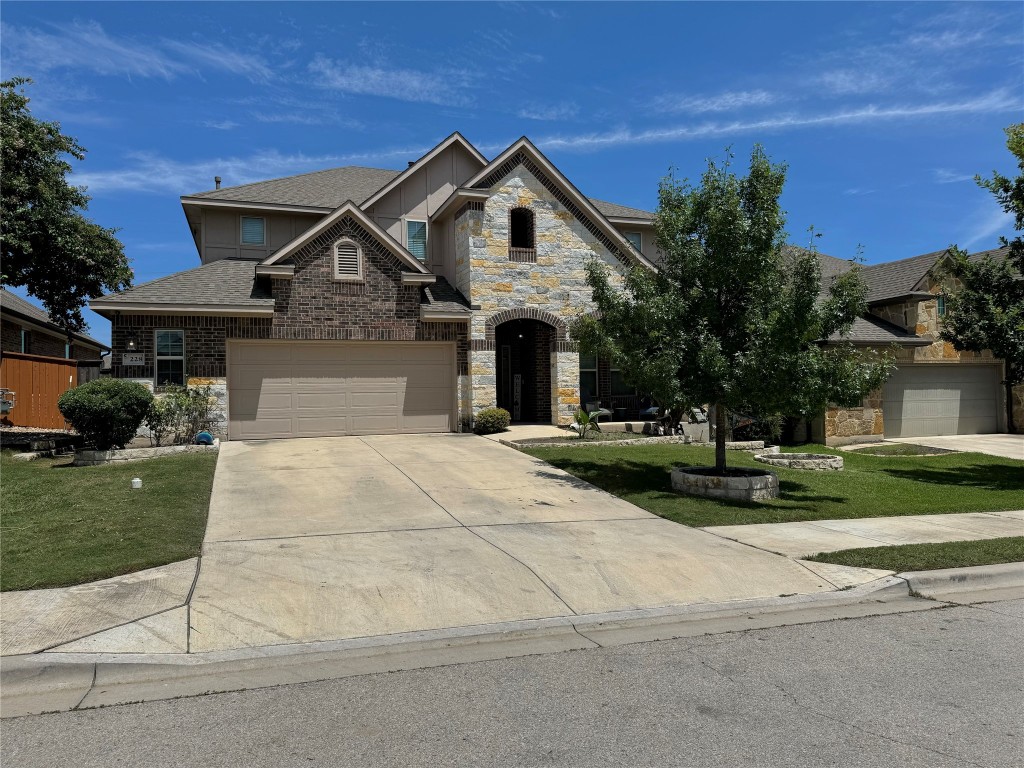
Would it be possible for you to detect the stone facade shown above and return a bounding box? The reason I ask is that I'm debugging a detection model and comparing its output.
[823,269,1021,441]
[456,163,631,425]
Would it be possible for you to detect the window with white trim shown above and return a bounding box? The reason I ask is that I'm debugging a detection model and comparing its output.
[937,294,946,317]
[240,216,266,246]
[407,220,427,261]
[155,329,185,387]
[624,231,642,251]
[333,238,363,281]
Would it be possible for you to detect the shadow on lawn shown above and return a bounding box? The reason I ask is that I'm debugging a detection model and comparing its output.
[880,462,1024,491]
[533,456,848,507]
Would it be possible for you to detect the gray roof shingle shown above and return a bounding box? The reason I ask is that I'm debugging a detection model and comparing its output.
[0,288,107,348]
[589,198,655,220]
[830,314,930,345]
[858,246,1010,304]
[422,277,471,313]
[187,166,402,209]
[95,259,274,307]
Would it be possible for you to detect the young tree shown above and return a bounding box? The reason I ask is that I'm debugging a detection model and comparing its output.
[576,146,892,472]
[1,77,132,336]
[940,123,1024,431]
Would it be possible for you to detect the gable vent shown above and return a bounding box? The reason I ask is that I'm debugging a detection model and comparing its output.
[334,240,362,280]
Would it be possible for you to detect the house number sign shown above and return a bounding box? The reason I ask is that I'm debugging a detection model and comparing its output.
[122,353,145,366]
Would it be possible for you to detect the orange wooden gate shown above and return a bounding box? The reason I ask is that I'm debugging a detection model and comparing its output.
[0,352,78,430]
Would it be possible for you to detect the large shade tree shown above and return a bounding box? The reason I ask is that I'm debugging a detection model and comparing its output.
[1,77,131,336]
[940,123,1024,432]
[576,146,892,472]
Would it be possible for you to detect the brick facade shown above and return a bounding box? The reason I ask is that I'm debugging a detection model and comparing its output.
[1,318,103,361]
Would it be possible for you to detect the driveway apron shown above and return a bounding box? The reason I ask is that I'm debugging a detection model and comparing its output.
[189,435,836,653]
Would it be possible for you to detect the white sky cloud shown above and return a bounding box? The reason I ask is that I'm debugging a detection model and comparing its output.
[517,101,579,121]
[308,55,474,106]
[653,90,778,114]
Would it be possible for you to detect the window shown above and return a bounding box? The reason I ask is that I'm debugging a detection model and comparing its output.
[240,216,266,246]
[937,294,946,317]
[333,238,363,281]
[155,329,185,387]
[407,220,427,261]
[610,367,634,396]
[510,208,535,249]
[624,231,642,252]
[20,329,29,354]
[579,354,598,404]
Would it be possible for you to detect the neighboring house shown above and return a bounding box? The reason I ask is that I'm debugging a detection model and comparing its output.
[91,133,658,439]
[89,131,1019,442]
[816,246,1022,444]
[1,289,108,361]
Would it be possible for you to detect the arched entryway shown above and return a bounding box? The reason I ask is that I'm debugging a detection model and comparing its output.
[495,318,556,422]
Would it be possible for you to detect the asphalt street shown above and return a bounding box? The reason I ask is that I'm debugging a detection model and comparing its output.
[3,599,1022,768]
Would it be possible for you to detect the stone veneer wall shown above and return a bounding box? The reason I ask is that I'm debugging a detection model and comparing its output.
[456,164,630,425]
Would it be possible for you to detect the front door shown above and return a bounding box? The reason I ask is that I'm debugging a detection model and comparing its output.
[494,319,553,423]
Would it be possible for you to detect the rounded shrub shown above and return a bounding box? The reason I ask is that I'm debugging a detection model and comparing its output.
[57,378,154,450]
[473,407,511,435]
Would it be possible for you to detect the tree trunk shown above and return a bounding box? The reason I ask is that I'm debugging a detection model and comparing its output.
[715,403,727,473]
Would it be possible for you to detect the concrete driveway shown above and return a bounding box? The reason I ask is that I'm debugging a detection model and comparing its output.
[888,434,1024,460]
[189,435,841,653]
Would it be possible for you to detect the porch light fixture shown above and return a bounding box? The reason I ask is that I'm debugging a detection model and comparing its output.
[126,336,137,351]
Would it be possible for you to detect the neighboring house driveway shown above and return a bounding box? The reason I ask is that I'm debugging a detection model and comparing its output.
[191,435,838,653]
[888,434,1024,460]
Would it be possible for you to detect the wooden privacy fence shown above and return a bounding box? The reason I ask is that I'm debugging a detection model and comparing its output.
[0,352,77,430]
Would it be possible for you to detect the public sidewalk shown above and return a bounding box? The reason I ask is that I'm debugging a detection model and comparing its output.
[702,510,1024,558]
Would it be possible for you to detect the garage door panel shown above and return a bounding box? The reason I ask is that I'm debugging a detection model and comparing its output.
[228,342,454,440]
[883,365,999,438]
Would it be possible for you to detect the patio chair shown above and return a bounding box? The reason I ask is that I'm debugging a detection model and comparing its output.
[585,400,613,423]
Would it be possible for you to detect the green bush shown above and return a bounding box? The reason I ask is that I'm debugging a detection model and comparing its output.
[473,407,511,435]
[145,385,217,446]
[58,378,154,450]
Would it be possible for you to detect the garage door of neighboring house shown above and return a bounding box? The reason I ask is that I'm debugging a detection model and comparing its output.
[227,341,455,440]
[882,364,1001,438]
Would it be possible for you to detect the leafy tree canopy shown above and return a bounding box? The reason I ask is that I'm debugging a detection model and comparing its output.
[575,146,892,471]
[940,123,1024,429]
[1,77,131,335]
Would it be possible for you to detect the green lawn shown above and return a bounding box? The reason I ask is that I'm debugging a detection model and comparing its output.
[850,443,956,456]
[522,443,1024,528]
[808,537,1024,573]
[1,450,217,591]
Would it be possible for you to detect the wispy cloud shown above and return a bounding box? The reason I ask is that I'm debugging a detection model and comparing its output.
[201,119,239,131]
[308,54,474,106]
[1,20,272,82]
[933,169,976,185]
[517,101,578,121]
[843,188,876,197]
[71,145,433,195]
[653,89,778,114]
[961,205,1013,249]
[534,89,1022,152]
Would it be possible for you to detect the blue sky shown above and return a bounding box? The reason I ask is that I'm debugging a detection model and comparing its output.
[2,1,1022,344]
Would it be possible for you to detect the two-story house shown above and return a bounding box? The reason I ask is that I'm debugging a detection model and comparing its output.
[91,133,661,439]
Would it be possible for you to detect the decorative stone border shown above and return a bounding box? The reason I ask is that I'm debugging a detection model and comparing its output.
[671,466,779,501]
[754,452,844,471]
[73,442,219,467]
[502,435,708,450]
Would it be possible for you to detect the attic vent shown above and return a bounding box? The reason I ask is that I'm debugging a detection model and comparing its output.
[333,239,363,281]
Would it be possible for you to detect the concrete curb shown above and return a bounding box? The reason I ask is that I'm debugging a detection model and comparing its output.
[901,562,1024,603]
[1,574,943,719]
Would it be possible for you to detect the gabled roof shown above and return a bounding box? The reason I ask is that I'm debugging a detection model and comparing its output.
[1,288,108,349]
[859,245,1011,304]
[90,259,274,316]
[184,166,400,210]
[463,136,658,271]
[589,198,655,221]
[260,200,431,273]
[361,132,487,210]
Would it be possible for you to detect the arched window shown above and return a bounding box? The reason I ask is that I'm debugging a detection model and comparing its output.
[333,238,363,281]
[509,207,536,262]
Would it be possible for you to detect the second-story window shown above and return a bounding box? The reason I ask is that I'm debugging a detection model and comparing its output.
[240,216,266,246]
[625,231,642,251]
[509,207,536,262]
[407,220,427,261]
[937,294,946,317]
